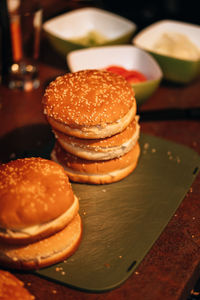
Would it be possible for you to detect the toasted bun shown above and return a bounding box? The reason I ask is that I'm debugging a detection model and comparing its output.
[43,69,136,139]
[0,157,78,244]
[0,270,34,299]
[51,142,140,184]
[0,214,82,270]
[54,117,140,161]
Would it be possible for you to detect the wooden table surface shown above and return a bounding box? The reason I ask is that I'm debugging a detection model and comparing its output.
[1,3,200,300]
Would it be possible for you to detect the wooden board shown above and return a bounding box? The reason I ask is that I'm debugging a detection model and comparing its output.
[34,133,200,292]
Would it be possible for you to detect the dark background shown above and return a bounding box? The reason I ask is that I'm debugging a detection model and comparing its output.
[103,0,200,30]
[39,0,200,31]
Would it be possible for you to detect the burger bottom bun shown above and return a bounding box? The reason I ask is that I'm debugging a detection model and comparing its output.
[0,270,34,299]
[52,143,140,184]
[0,214,82,270]
[46,102,136,139]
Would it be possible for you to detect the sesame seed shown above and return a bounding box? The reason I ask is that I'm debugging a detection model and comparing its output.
[42,70,135,126]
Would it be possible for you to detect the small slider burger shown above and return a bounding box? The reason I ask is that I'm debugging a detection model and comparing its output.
[52,141,140,185]
[0,270,35,300]
[0,157,82,270]
[43,69,140,184]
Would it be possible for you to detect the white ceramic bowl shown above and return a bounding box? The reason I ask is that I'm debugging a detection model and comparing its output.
[133,20,200,84]
[43,7,137,56]
[67,45,163,104]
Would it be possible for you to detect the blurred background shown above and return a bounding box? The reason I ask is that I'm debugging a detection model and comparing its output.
[103,0,200,29]
[40,0,200,29]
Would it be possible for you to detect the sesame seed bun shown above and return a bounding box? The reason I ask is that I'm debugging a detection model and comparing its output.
[0,270,35,299]
[54,117,140,161]
[51,142,140,184]
[0,157,79,244]
[43,70,136,139]
[0,214,82,270]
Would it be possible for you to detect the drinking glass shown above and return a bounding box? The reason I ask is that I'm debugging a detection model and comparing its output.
[7,0,43,91]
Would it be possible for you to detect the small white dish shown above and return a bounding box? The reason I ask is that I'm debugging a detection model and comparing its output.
[67,45,163,104]
[133,20,200,83]
[43,7,137,56]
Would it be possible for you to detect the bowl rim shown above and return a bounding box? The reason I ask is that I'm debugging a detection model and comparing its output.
[43,7,137,40]
[132,19,200,63]
[67,44,163,81]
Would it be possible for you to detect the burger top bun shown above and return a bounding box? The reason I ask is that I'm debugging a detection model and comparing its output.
[43,69,136,139]
[0,157,74,229]
[0,270,35,299]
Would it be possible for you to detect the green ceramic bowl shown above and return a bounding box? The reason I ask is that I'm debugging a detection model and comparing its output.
[131,79,161,104]
[133,20,200,84]
[67,45,163,105]
[43,7,137,57]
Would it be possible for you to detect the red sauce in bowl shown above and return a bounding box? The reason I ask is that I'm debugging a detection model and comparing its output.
[105,66,147,83]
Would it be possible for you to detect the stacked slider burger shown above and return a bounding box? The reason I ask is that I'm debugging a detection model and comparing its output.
[43,69,140,184]
[0,157,82,270]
